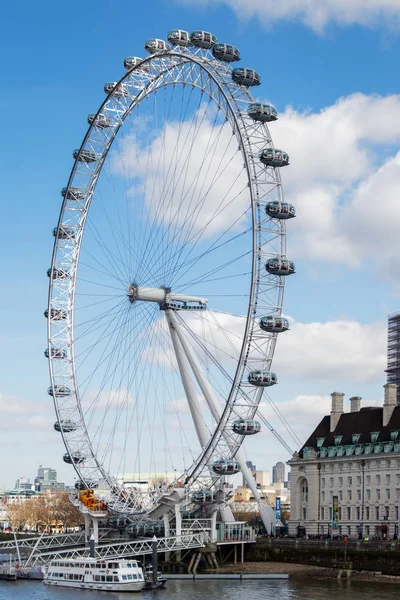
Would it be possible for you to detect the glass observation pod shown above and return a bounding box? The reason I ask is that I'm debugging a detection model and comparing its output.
[259,148,289,168]
[248,371,278,387]
[144,38,170,53]
[232,68,261,87]
[266,201,296,220]
[47,267,70,280]
[212,459,240,475]
[73,149,98,163]
[48,385,72,397]
[108,516,131,528]
[212,43,240,62]
[87,113,113,129]
[123,56,149,71]
[61,187,85,200]
[53,226,76,240]
[265,257,295,276]
[248,103,278,123]
[44,347,67,359]
[259,315,289,333]
[190,30,217,49]
[44,308,67,320]
[191,490,214,503]
[104,82,130,97]
[63,452,85,465]
[54,420,78,433]
[75,479,98,490]
[232,419,261,435]
[167,29,191,46]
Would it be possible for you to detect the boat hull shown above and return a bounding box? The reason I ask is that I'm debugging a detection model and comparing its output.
[44,579,145,592]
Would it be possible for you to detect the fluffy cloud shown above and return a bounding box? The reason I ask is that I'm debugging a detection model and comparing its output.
[111,107,248,240]
[0,393,50,431]
[177,0,400,32]
[274,317,387,383]
[273,94,400,270]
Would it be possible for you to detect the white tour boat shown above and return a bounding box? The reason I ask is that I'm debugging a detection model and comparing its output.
[43,557,145,592]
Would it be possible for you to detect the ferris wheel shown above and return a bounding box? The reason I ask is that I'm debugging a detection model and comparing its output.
[46,29,295,527]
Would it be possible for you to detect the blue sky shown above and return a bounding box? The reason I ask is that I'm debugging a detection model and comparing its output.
[1,0,400,488]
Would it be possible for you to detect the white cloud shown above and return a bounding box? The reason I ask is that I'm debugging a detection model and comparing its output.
[177,0,400,32]
[274,93,400,271]
[274,318,387,383]
[111,107,248,240]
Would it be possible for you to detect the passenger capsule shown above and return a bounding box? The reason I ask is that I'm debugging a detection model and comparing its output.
[212,43,240,62]
[232,68,260,87]
[45,348,67,359]
[265,257,295,276]
[75,479,98,490]
[212,459,240,475]
[191,490,214,503]
[259,148,289,167]
[73,149,98,164]
[232,419,261,435]
[248,371,278,387]
[265,201,296,220]
[87,113,113,129]
[104,82,130,97]
[54,419,77,433]
[61,187,85,201]
[47,267,70,280]
[167,29,191,46]
[248,103,278,123]
[108,515,131,529]
[53,225,76,240]
[44,308,67,320]
[48,385,71,397]
[63,451,85,465]
[124,56,149,71]
[190,30,217,49]
[144,38,170,53]
[259,315,289,333]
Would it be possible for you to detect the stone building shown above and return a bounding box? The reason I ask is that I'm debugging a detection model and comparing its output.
[288,385,400,538]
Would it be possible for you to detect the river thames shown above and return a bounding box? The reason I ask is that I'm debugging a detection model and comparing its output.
[0,578,398,599]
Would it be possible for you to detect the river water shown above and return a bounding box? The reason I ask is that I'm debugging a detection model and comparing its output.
[0,578,397,600]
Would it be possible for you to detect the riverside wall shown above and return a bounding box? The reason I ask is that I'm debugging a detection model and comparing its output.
[245,539,400,576]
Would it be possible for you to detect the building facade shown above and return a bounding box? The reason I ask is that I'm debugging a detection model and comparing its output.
[273,462,285,484]
[289,385,400,538]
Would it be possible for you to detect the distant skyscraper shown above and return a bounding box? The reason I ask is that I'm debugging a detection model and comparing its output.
[15,477,31,490]
[272,461,285,483]
[386,312,400,404]
[35,465,57,491]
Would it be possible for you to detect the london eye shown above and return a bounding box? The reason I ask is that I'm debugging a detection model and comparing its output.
[46,29,295,531]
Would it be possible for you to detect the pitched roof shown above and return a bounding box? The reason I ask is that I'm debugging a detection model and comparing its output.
[300,406,400,457]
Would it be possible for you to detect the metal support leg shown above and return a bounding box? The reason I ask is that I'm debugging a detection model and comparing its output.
[165,310,209,450]
[170,311,275,533]
[164,514,171,562]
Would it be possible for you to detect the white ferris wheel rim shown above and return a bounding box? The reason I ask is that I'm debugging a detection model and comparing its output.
[47,39,288,515]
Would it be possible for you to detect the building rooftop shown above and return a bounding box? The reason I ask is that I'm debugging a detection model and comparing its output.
[299,405,400,458]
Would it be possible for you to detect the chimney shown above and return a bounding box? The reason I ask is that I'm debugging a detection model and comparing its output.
[350,396,361,413]
[330,391,344,432]
[383,384,397,426]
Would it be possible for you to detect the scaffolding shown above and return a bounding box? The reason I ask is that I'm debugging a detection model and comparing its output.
[386,312,400,404]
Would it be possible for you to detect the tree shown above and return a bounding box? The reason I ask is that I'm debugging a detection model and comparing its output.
[6,493,83,531]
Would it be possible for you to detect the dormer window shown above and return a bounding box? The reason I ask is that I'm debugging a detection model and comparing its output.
[352,434,360,444]
[371,431,380,443]
[390,430,399,441]
[303,447,312,458]
[316,437,325,448]
[334,435,343,446]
